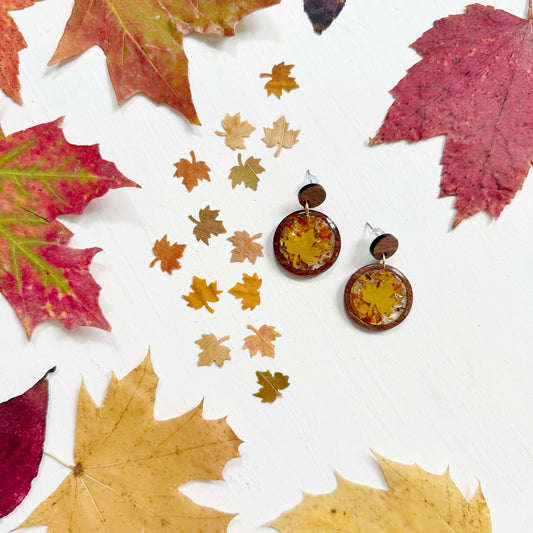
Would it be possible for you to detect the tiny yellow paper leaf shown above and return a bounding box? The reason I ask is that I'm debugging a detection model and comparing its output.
[253,370,290,403]
[260,62,299,98]
[270,452,492,533]
[195,334,231,367]
[229,273,262,310]
[183,276,222,313]
[215,112,255,150]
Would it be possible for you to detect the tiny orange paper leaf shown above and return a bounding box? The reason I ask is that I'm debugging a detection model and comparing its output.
[183,276,222,313]
[228,231,263,264]
[195,334,231,367]
[173,150,211,192]
[229,273,262,310]
[253,370,290,403]
[262,115,300,156]
[260,62,299,98]
[243,324,281,358]
[149,235,186,274]
[188,205,226,245]
[215,113,256,150]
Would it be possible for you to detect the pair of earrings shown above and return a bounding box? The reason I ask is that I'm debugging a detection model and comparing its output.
[273,172,413,331]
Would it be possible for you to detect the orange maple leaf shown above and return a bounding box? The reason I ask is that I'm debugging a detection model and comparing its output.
[260,62,299,98]
[149,235,186,274]
[243,324,281,358]
[173,150,210,192]
[229,273,262,310]
[183,276,222,313]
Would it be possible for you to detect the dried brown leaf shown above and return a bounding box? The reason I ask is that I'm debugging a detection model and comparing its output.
[188,205,226,245]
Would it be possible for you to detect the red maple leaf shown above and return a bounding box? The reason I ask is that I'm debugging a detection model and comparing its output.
[0,0,40,103]
[50,0,280,124]
[371,4,533,227]
[0,119,137,339]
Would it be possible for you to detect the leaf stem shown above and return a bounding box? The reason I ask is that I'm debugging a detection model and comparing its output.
[44,451,73,470]
[530,0,533,20]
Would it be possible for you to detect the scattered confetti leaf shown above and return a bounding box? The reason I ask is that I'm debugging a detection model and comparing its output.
[371,4,533,227]
[183,276,222,313]
[0,368,53,518]
[270,451,492,532]
[188,205,226,245]
[228,231,264,264]
[173,150,211,192]
[0,119,137,339]
[49,0,280,124]
[228,153,265,190]
[149,235,186,274]
[196,334,231,367]
[260,62,299,98]
[229,273,262,310]
[215,113,256,149]
[243,324,281,358]
[262,116,300,156]
[253,370,290,403]
[19,354,242,532]
[304,0,347,34]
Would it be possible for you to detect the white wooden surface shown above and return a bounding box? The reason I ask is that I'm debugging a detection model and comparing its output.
[1,1,532,531]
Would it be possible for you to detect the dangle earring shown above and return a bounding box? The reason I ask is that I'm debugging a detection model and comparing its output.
[344,224,412,330]
[273,171,341,276]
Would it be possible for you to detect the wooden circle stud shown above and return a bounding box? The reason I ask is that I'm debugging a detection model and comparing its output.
[298,183,326,208]
[370,233,399,260]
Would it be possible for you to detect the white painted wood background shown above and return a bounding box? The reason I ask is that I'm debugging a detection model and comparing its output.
[1,0,532,531]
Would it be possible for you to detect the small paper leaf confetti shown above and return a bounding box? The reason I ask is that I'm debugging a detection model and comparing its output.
[243,324,281,358]
[270,451,492,532]
[228,153,265,190]
[195,334,231,367]
[304,0,347,35]
[228,231,264,264]
[183,276,222,313]
[149,235,186,274]
[260,62,299,98]
[253,370,290,403]
[173,150,211,192]
[262,116,300,156]
[229,273,262,310]
[188,205,226,245]
[215,113,256,150]
[0,368,53,518]
[19,354,242,532]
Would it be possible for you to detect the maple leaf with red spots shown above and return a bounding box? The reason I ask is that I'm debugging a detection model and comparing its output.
[0,119,137,339]
[372,4,533,227]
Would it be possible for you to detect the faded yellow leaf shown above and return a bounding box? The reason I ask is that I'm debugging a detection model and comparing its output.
[149,235,186,273]
[19,354,242,533]
[188,205,226,245]
[260,62,299,98]
[270,452,492,533]
[360,276,398,315]
[253,370,290,403]
[243,324,281,358]
[183,276,222,313]
[262,115,299,156]
[195,334,231,367]
[228,231,264,264]
[215,112,255,150]
[228,153,265,190]
[229,273,262,310]
[284,227,325,267]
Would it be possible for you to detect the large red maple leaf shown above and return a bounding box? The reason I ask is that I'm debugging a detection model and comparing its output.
[371,4,533,227]
[50,0,280,124]
[0,119,137,339]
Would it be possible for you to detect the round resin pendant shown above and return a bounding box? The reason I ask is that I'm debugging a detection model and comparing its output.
[273,181,341,276]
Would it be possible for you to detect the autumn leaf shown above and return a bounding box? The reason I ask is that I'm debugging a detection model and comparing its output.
[270,451,492,532]
[19,354,242,532]
[253,371,290,403]
[188,205,226,245]
[260,62,299,98]
[0,119,137,339]
[215,113,256,149]
[304,0,347,34]
[0,368,53,518]
[360,276,398,315]
[173,150,210,192]
[229,273,262,310]
[49,1,280,124]
[371,4,533,228]
[183,276,222,313]
[195,334,231,367]
[228,231,264,264]
[284,226,326,267]
[228,153,265,190]
[149,235,186,274]
[243,324,281,358]
[262,116,300,156]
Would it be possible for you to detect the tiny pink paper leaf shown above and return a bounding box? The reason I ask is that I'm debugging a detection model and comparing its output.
[0,119,138,339]
[372,4,533,227]
[0,368,53,518]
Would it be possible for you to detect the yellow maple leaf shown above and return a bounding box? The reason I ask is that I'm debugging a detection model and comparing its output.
[195,333,231,367]
[19,354,242,533]
[270,452,492,533]
[183,276,222,313]
[228,272,262,310]
[360,275,398,315]
[283,226,325,267]
[215,112,256,150]
[260,62,300,98]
